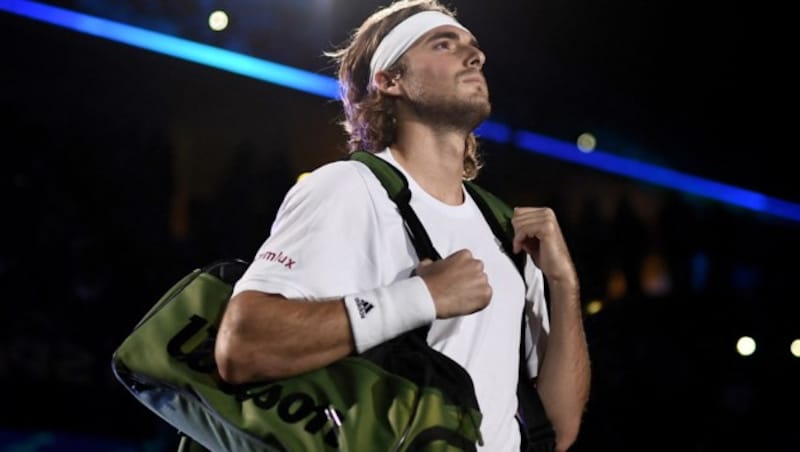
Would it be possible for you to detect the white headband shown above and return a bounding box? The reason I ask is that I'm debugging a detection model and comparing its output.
[369,11,468,86]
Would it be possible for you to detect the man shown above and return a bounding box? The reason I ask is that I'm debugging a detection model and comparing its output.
[214,1,590,450]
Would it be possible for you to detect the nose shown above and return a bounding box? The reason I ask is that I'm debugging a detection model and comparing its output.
[467,45,485,69]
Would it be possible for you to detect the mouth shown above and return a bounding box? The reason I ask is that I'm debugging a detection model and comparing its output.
[460,75,487,89]
[458,69,485,85]
[459,71,487,88]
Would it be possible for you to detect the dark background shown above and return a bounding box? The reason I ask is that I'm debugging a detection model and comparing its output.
[1,1,798,451]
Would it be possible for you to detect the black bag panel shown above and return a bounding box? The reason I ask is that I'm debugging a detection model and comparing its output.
[359,326,480,413]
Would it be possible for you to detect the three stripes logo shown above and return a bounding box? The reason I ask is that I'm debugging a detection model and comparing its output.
[355,297,374,319]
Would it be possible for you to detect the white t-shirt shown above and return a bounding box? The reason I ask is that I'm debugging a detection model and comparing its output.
[233,148,550,451]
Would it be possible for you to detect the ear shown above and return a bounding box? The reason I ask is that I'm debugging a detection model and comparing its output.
[373,70,403,97]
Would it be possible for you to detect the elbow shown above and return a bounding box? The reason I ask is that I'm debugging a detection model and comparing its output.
[215,328,287,384]
[215,347,241,385]
[552,404,586,451]
[213,294,265,385]
[539,390,585,452]
[554,421,580,452]
[214,324,252,385]
[215,343,295,384]
[214,292,293,384]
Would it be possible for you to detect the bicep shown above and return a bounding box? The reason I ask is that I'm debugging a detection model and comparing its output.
[234,162,381,300]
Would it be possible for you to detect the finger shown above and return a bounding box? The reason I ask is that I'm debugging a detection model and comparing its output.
[512,231,527,254]
[511,206,540,223]
[512,213,552,236]
[513,206,536,216]
[512,207,553,227]
[448,249,473,261]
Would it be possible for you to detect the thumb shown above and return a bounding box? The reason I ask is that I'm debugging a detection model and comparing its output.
[411,258,434,277]
[512,233,524,254]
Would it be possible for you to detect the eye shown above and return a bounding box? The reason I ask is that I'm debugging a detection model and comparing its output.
[433,40,451,50]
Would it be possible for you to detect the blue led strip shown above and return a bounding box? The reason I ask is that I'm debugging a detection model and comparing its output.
[1,0,339,99]
[4,0,799,222]
[514,131,800,221]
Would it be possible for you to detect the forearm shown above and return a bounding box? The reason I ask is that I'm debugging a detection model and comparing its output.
[215,290,354,383]
[535,277,591,450]
[215,277,437,384]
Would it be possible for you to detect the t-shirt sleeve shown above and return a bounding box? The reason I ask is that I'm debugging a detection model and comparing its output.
[232,161,381,300]
[523,255,550,378]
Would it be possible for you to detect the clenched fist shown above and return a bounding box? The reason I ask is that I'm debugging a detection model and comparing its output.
[413,249,492,318]
[511,207,577,286]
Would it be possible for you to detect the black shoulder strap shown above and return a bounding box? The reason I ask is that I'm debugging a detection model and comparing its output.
[349,150,441,262]
[463,182,525,275]
[464,183,555,451]
[349,150,554,449]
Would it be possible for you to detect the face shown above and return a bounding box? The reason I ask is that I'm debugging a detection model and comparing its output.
[392,25,490,131]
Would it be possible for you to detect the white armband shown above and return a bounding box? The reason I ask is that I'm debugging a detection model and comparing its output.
[343,277,437,353]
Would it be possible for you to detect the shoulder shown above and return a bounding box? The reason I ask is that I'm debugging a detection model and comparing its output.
[297,160,368,191]
[273,159,391,227]
[284,160,381,204]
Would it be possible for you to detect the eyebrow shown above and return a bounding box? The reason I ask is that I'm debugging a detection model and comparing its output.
[423,30,480,49]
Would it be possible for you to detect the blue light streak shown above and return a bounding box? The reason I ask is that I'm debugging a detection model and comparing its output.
[514,131,800,221]
[3,0,798,222]
[475,120,512,143]
[1,0,339,99]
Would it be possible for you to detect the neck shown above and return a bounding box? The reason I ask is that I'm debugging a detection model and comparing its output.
[390,120,468,205]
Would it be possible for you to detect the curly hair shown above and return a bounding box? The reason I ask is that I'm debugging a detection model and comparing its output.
[325,0,484,180]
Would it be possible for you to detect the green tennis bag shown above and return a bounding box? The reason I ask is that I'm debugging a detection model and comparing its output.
[111,259,484,451]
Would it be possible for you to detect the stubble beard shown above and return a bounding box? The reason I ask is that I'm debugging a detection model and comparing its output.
[408,87,491,133]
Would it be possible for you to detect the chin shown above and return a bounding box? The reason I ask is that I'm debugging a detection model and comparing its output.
[473,100,491,123]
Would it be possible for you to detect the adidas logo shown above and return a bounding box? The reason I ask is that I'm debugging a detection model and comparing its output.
[355,297,374,319]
